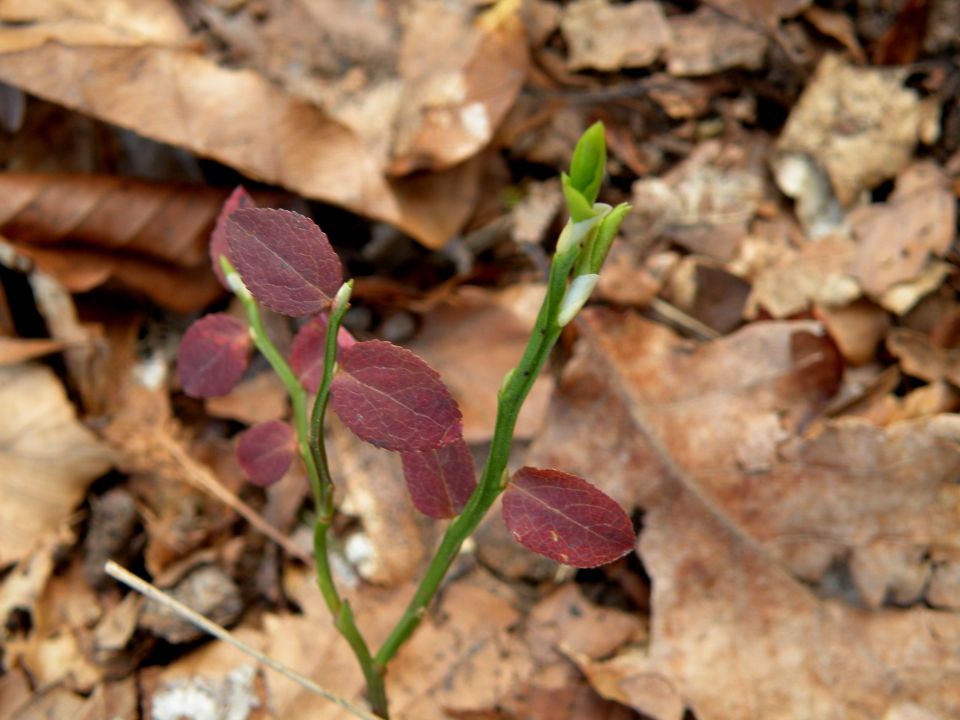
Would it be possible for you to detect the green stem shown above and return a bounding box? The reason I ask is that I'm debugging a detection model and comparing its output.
[234,276,386,715]
[302,284,388,716]
[375,299,564,668]
[235,288,324,506]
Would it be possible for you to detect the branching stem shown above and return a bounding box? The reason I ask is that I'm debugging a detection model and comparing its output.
[235,279,386,717]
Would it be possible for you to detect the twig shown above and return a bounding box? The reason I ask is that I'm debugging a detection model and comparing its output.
[647,297,721,341]
[159,435,313,564]
[103,561,379,720]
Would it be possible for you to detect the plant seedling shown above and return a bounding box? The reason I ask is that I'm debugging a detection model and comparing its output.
[177,123,634,718]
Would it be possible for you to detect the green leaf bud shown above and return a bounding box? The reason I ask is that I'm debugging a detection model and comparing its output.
[561,172,596,223]
[567,122,606,206]
[586,202,631,274]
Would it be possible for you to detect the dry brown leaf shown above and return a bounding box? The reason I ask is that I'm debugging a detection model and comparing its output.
[746,233,860,318]
[561,0,671,71]
[9,684,88,719]
[407,286,553,442]
[851,162,956,297]
[205,371,288,425]
[629,138,770,261]
[666,8,767,76]
[0,363,112,566]
[815,298,889,365]
[327,418,430,586]
[887,326,960,386]
[566,647,684,720]
[3,553,106,693]
[775,54,941,207]
[140,564,244,644]
[104,381,311,569]
[663,258,751,334]
[75,678,138,720]
[253,567,536,719]
[526,584,644,664]
[389,7,528,175]
[527,308,960,718]
[0,669,31,719]
[0,174,227,266]
[802,6,866,62]
[140,627,272,720]
[511,178,562,246]
[0,527,72,637]
[878,259,954,316]
[0,3,524,248]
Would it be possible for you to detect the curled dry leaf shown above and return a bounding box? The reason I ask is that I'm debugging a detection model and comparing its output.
[502,467,635,568]
[0,174,235,312]
[235,421,296,488]
[0,363,113,566]
[330,340,463,451]
[226,208,342,317]
[177,313,251,398]
[526,308,960,718]
[400,437,476,519]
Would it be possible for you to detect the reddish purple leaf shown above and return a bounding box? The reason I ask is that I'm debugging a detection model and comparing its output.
[236,421,296,487]
[330,340,462,451]
[210,186,255,288]
[400,438,476,518]
[502,467,635,568]
[226,208,342,316]
[289,314,358,393]
[177,313,251,398]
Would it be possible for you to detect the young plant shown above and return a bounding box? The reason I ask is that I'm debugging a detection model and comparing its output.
[177,122,633,718]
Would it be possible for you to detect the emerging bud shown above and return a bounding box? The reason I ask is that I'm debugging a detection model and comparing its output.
[333,279,354,312]
[567,122,606,206]
[562,122,607,222]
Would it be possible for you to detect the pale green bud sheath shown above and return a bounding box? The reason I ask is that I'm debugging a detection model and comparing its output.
[499,368,516,398]
[576,202,631,277]
[555,213,605,259]
[333,279,354,311]
[557,273,600,327]
[220,255,252,301]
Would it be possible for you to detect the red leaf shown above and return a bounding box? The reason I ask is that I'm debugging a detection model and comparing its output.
[289,313,358,394]
[330,340,462,451]
[502,467,635,568]
[177,313,251,398]
[226,208,342,316]
[400,438,476,518]
[236,420,296,487]
[210,186,255,288]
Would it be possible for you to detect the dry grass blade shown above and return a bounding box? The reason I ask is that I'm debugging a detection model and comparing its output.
[104,561,379,720]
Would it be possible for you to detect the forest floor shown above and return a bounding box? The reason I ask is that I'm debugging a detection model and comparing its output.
[1,1,960,718]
